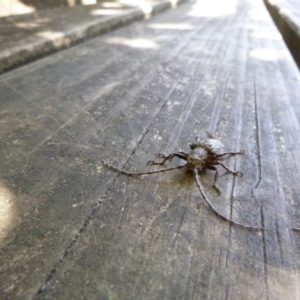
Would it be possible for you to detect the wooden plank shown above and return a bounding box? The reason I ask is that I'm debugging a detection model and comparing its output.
[1,0,300,299]
[264,0,300,69]
[0,0,187,74]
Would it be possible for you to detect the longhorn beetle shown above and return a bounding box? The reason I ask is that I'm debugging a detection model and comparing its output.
[103,136,261,230]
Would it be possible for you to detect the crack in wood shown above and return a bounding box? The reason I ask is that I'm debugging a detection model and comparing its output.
[275,211,284,268]
[260,206,270,300]
[253,79,262,191]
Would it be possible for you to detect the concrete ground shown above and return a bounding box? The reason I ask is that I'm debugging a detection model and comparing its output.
[1,0,300,299]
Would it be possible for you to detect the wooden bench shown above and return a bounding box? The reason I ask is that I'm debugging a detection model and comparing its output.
[0,0,186,74]
[1,0,300,298]
[264,0,300,69]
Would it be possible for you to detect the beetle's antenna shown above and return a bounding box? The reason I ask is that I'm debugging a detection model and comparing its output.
[103,160,186,176]
[193,169,261,231]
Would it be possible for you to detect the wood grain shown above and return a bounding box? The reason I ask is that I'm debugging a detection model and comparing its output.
[1,0,300,299]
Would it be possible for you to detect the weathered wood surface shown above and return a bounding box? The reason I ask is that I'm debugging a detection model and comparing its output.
[1,0,300,299]
[264,0,300,69]
[0,0,187,74]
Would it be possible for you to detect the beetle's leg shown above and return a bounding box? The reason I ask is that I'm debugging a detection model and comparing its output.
[148,152,188,165]
[216,162,243,176]
[207,166,221,194]
[216,150,245,158]
[103,160,186,176]
[194,168,260,230]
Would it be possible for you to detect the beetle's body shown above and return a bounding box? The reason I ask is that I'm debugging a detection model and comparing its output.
[187,139,223,171]
[103,136,259,231]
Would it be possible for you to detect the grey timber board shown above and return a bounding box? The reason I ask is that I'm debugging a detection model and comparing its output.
[1,0,300,299]
[264,0,300,69]
[0,0,187,74]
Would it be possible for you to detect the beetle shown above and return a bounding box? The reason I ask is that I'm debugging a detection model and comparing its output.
[103,136,261,230]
